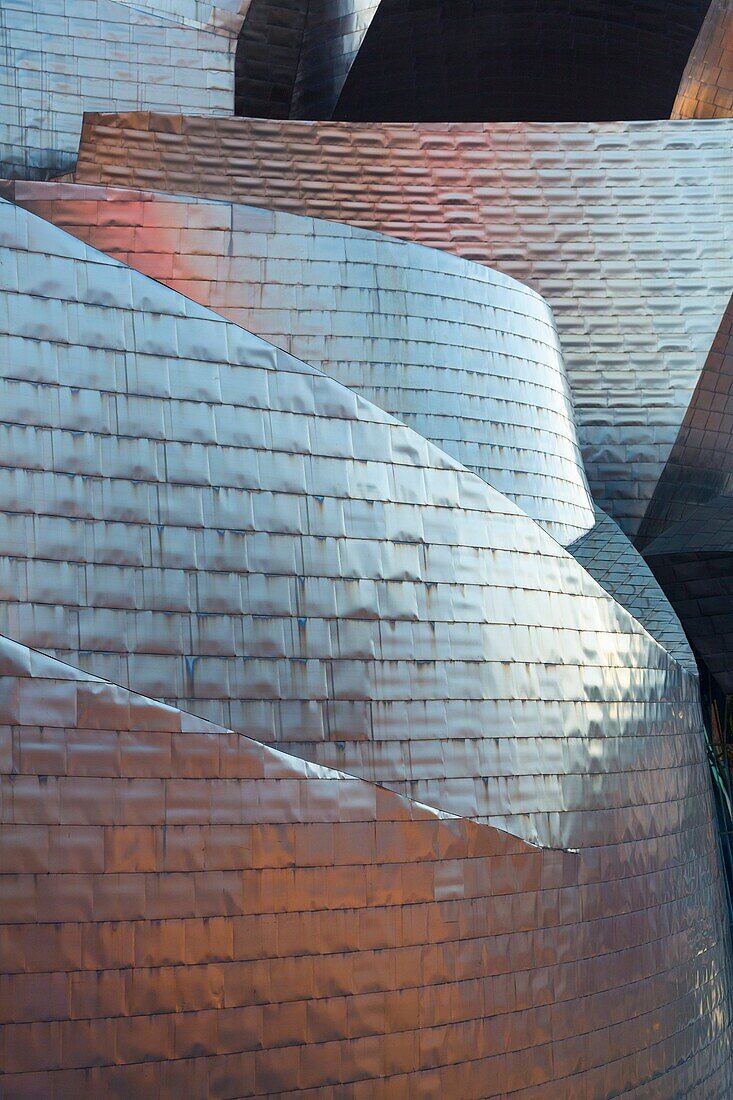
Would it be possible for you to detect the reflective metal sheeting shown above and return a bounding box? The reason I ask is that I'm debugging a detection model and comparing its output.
[70,113,733,540]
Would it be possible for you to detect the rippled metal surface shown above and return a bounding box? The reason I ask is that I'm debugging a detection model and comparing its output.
[568,506,696,673]
[0,0,245,180]
[0,196,710,852]
[2,15,733,1091]
[672,0,733,119]
[3,179,594,545]
[1,632,731,1096]
[71,113,733,539]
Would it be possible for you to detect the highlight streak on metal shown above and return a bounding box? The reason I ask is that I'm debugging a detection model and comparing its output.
[70,113,733,540]
[672,0,733,118]
[2,179,594,545]
[235,0,381,119]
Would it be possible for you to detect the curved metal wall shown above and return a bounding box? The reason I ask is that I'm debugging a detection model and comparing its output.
[2,5,733,1089]
[640,294,733,547]
[0,0,244,180]
[1,634,731,1096]
[0,196,708,849]
[568,506,696,674]
[234,0,380,120]
[290,0,382,118]
[5,180,594,545]
[672,0,733,119]
[234,0,310,118]
[70,113,733,541]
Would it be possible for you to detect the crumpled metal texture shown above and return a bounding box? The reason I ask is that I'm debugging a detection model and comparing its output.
[568,506,696,674]
[0,0,245,181]
[2,180,595,546]
[672,0,733,119]
[70,113,733,540]
[1,633,731,1097]
[0,196,711,862]
[235,0,380,119]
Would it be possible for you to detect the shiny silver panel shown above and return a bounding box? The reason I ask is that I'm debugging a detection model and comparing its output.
[0,196,709,855]
[72,114,733,539]
[0,0,244,180]
[4,180,595,545]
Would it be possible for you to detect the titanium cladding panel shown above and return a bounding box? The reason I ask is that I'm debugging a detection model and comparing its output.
[567,505,695,672]
[1,635,731,1096]
[0,0,244,180]
[1,5,733,1091]
[71,113,733,538]
[5,180,595,546]
[0,197,716,855]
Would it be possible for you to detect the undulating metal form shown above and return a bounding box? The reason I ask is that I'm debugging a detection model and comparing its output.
[0,194,705,852]
[235,0,381,119]
[0,0,246,181]
[2,179,594,545]
[3,6,733,1095]
[672,0,733,119]
[1,632,731,1096]
[329,0,712,122]
[70,112,733,539]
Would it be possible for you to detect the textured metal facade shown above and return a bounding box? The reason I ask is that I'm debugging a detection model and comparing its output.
[2,5,733,1096]
[1,634,731,1096]
[291,0,381,119]
[567,506,696,674]
[3,179,594,545]
[672,0,733,119]
[0,0,245,180]
[71,113,733,540]
[640,294,733,547]
[0,196,694,847]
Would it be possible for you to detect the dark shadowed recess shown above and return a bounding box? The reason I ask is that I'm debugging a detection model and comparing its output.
[332,0,711,121]
[235,0,309,118]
